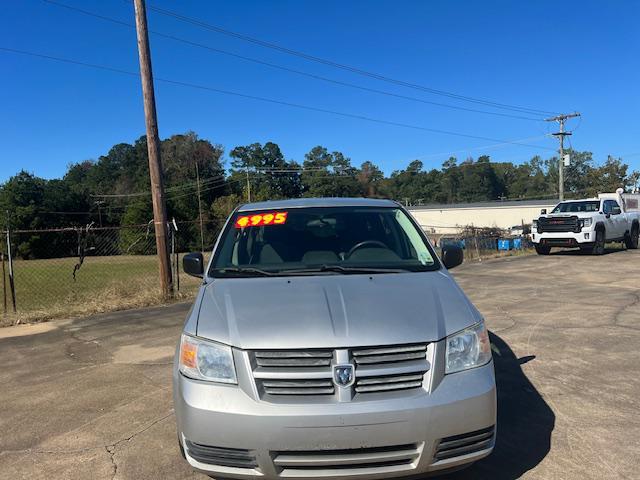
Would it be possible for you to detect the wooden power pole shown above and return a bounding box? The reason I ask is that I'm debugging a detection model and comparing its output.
[133,0,173,297]
[545,112,581,201]
[195,162,205,252]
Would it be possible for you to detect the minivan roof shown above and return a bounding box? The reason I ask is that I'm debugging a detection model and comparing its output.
[237,197,399,212]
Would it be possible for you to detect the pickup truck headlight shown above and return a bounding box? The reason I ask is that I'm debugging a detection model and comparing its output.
[532,219,538,229]
[580,218,592,228]
[445,321,492,374]
[179,334,237,384]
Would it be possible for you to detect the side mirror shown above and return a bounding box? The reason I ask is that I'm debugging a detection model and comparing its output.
[183,252,204,278]
[442,245,464,270]
[540,209,547,215]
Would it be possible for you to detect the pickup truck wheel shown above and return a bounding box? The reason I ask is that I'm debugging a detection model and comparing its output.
[535,245,551,255]
[624,225,639,249]
[592,229,605,255]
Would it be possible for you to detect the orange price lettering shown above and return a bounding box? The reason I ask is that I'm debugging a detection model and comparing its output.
[235,216,250,228]
[274,212,287,224]
[234,211,288,228]
[262,213,275,224]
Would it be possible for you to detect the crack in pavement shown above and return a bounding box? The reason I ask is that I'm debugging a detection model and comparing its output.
[105,445,117,480]
[0,411,174,460]
[613,291,640,327]
[101,412,174,480]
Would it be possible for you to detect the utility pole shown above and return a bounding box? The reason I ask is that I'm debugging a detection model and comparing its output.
[94,200,104,227]
[545,112,581,201]
[245,166,251,202]
[195,162,205,252]
[5,211,16,313]
[133,0,173,298]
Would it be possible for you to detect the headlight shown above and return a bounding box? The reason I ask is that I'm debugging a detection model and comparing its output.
[532,220,538,229]
[445,321,492,374]
[580,218,592,228]
[179,334,237,384]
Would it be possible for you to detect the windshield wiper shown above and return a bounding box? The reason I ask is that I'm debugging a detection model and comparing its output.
[281,265,409,275]
[213,267,276,277]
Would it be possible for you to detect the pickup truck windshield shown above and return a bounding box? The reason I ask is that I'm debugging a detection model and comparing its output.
[210,206,438,276]
[552,201,600,213]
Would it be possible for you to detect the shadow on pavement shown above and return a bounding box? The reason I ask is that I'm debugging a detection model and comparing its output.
[551,246,624,255]
[436,332,555,480]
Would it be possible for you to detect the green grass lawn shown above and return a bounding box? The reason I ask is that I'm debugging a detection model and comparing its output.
[2,254,203,322]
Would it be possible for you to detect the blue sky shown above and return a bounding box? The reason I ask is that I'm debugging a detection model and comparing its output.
[1,0,639,182]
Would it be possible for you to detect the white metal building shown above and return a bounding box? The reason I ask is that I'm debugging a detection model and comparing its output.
[408,199,559,234]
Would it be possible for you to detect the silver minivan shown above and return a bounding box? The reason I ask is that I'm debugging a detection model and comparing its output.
[174,198,496,479]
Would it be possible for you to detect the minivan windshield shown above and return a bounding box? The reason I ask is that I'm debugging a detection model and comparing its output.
[210,206,438,277]
[551,200,600,213]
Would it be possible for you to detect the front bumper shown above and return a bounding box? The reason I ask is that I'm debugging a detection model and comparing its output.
[532,230,594,246]
[173,361,496,479]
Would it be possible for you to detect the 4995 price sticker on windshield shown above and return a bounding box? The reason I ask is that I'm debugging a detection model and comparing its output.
[234,211,288,228]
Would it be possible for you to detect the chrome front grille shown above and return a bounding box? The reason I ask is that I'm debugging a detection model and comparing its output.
[260,379,335,396]
[250,344,431,401]
[254,350,333,368]
[272,443,422,476]
[355,372,425,393]
[352,344,427,365]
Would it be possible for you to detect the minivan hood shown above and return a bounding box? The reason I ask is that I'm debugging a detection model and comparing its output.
[195,271,481,349]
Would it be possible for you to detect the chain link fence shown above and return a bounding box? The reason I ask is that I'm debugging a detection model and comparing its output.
[429,227,534,262]
[1,222,217,324]
[1,220,533,324]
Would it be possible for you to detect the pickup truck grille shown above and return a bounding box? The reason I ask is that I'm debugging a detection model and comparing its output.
[250,344,430,402]
[537,216,581,233]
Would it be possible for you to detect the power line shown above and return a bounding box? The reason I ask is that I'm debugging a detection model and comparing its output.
[91,175,225,198]
[93,175,231,200]
[37,211,93,215]
[143,1,559,117]
[165,174,227,193]
[392,134,552,165]
[0,47,556,151]
[165,176,243,200]
[253,167,326,172]
[43,0,543,122]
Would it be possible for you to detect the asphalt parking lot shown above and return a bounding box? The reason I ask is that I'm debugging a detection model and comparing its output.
[1,248,639,480]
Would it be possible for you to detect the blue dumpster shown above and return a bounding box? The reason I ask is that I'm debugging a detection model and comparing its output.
[497,239,511,251]
[513,238,522,250]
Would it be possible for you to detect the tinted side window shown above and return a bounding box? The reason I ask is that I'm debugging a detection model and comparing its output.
[603,200,621,214]
[612,201,621,214]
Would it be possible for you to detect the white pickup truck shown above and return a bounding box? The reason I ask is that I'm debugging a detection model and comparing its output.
[531,189,640,255]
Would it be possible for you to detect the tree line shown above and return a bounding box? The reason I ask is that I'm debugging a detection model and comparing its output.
[1,131,636,257]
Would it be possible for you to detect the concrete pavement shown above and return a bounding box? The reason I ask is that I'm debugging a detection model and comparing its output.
[0,248,639,479]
